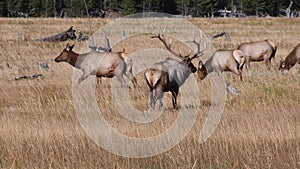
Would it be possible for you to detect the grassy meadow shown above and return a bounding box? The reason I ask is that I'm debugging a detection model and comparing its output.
[0,17,299,168]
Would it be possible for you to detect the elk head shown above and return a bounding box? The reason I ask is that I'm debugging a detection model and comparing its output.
[197,60,208,80]
[279,60,290,74]
[182,57,197,73]
[279,60,288,70]
[55,43,75,62]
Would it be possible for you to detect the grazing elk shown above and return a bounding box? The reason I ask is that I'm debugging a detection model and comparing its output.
[197,49,245,81]
[237,39,277,69]
[87,29,137,86]
[279,43,300,72]
[145,33,205,109]
[54,43,137,87]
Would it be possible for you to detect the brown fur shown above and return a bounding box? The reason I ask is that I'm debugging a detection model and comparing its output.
[144,58,196,109]
[145,33,201,109]
[279,43,300,71]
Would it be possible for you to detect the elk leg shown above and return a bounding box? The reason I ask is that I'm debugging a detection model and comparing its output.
[171,88,179,109]
[125,73,137,87]
[96,76,102,85]
[132,77,137,87]
[239,70,243,81]
[125,70,137,87]
[149,89,155,108]
[116,74,126,87]
[270,57,277,67]
[155,89,164,110]
[78,73,89,84]
[245,55,250,70]
[157,94,164,110]
[265,58,272,70]
[239,61,246,71]
[230,67,243,81]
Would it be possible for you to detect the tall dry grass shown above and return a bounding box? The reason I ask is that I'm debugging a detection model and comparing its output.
[0,17,299,168]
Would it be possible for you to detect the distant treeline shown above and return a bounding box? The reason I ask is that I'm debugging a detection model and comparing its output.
[0,0,299,17]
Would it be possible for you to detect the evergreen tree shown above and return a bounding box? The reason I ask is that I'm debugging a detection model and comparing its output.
[242,0,265,16]
[0,0,299,17]
[30,0,43,16]
[162,0,178,14]
[195,0,219,17]
[0,0,8,16]
[122,0,136,15]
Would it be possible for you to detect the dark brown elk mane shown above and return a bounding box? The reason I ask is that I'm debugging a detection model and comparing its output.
[65,48,79,67]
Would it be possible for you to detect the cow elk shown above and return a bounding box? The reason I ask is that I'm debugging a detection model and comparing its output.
[197,49,245,81]
[279,43,300,73]
[237,39,277,69]
[54,43,137,87]
[145,32,205,109]
[88,29,137,86]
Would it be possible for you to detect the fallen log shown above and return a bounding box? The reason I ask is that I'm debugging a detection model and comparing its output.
[77,32,89,41]
[211,32,230,41]
[14,74,45,81]
[40,26,77,42]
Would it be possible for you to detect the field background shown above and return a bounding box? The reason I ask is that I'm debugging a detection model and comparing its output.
[0,18,299,168]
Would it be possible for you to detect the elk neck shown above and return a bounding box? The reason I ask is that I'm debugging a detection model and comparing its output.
[67,51,81,68]
[203,60,214,74]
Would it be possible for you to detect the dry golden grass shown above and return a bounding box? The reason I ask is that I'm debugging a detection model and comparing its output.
[0,17,299,169]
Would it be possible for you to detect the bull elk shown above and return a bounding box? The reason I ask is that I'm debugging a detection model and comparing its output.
[54,43,137,87]
[145,32,205,109]
[237,39,277,69]
[279,43,300,73]
[197,49,245,81]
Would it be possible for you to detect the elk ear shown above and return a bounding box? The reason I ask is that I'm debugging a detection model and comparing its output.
[198,60,203,68]
[68,26,73,32]
[185,57,192,63]
[69,44,75,51]
[66,43,70,49]
[279,60,284,67]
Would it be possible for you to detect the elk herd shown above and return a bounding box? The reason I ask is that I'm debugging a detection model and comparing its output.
[54,29,300,110]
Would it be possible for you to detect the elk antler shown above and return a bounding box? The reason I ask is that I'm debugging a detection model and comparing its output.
[187,30,207,60]
[102,28,112,52]
[151,33,190,59]
[89,29,112,52]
